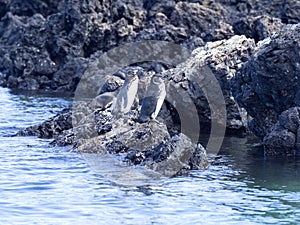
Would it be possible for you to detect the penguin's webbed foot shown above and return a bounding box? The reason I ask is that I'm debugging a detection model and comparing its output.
[148,118,160,126]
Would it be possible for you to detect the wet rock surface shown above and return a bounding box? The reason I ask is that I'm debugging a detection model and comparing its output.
[20,99,209,175]
[232,24,300,156]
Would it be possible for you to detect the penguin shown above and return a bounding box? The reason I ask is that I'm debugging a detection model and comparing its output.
[112,68,139,117]
[138,74,166,123]
[91,91,117,110]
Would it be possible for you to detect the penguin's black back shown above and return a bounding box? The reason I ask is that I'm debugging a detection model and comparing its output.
[138,96,158,123]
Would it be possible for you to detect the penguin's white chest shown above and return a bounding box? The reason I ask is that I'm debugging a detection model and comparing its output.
[123,78,139,112]
[113,77,139,115]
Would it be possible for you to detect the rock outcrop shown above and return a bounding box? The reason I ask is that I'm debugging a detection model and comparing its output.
[0,0,292,93]
[16,34,258,174]
[232,24,300,156]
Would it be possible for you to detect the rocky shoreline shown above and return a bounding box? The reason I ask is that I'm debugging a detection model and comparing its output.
[1,0,300,175]
[232,24,300,157]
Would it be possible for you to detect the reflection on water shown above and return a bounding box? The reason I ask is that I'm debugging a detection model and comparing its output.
[220,136,300,192]
[82,153,163,187]
[0,87,299,225]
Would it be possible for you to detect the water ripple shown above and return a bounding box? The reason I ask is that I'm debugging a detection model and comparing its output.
[0,87,300,225]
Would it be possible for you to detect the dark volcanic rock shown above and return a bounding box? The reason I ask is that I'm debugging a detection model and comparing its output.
[0,0,145,91]
[17,107,72,138]
[217,0,300,24]
[6,0,61,17]
[50,57,87,92]
[264,107,300,157]
[143,134,209,173]
[232,24,300,156]
[233,15,284,42]
[76,118,208,176]
[0,0,281,93]
[15,34,257,172]
[143,134,208,176]
[17,34,256,151]
[0,13,59,91]
[16,64,210,174]
[0,12,26,47]
[0,2,7,19]
[170,1,233,42]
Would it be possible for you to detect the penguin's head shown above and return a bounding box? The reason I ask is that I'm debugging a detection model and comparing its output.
[151,75,164,85]
[127,69,138,78]
[125,67,144,79]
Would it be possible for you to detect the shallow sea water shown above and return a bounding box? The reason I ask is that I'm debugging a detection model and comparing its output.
[0,87,299,225]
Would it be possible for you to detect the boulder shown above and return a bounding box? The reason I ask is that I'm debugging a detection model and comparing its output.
[48,105,208,175]
[232,24,300,156]
[164,35,255,135]
[76,116,208,176]
[264,107,300,157]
